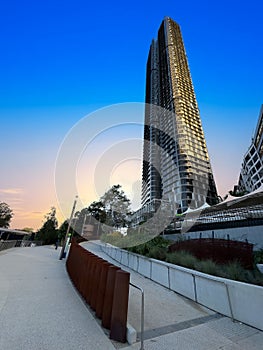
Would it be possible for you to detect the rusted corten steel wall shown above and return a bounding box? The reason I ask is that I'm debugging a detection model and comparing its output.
[66,238,130,343]
[168,238,254,269]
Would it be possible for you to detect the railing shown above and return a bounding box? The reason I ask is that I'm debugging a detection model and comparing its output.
[0,240,17,251]
[130,282,144,350]
[0,240,43,251]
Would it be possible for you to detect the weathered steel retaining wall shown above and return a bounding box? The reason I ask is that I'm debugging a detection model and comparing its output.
[66,239,130,343]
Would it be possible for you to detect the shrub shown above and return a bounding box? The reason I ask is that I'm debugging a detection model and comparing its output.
[177,251,198,269]
[221,261,247,282]
[165,252,180,265]
[254,249,263,264]
[147,246,167,260]
[166,251,198,270]
[194,259,220,276]
[126,235,170,254]
[243,269,263,286]
[100,231,123,245]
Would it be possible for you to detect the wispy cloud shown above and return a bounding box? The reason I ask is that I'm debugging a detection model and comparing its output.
[7,198,24,203]
[15,211,44,219]
[0,188,25,195]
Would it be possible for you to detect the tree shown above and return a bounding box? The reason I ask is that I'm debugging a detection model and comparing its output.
[100,184,132,228]
[21,227,35,241]
[22,227,34,233]
[57,220,70,242]
[0,202,13,228]
[228,189,248,197]
[87,201,106,223]
[73,185,132,236]
[35,207,58,244]
[73,207,89,235]
[228,185,248,198]
[64,185,132,238]
[57,220,66,240]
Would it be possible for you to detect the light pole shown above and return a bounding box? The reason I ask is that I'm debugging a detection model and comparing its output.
[59,195,78,260]
[81,214,87,236]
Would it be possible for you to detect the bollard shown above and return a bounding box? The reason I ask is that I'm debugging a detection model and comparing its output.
[86,256,104,305]
[101,266,120,329]
[66,239,77,278]
[85,255,99,304]
[76,246,86,290]
[96,262,112,319]
[82,253,95,302]
[66,241,73,275]
[89,257,104,306]
[65,243,132,343]
[110,270,130,343]
[68,242,77,283]
[74,244,83,289]
[90,258,104,310]
[66,239,73,267]
[79,252,92,296]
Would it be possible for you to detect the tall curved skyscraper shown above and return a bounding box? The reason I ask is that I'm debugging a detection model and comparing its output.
[141,17,218,213]
[238,105,263,193]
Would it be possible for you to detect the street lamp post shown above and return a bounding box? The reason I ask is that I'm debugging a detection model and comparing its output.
[81,214,87,236]
[59,195,78,260]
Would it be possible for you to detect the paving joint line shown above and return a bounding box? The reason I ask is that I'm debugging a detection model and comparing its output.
[137,313,223,341]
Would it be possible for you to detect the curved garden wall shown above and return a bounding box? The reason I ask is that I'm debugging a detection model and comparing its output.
[100,243,263,331]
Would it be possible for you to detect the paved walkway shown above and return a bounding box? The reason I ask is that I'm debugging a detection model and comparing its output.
[1,243,263,350]
[0,245,115,350]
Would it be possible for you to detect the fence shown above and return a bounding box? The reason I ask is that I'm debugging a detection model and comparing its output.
[66,238,130,343]
[0,240,43,251]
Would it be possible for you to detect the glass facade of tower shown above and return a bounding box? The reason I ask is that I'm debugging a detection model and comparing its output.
[238,105,263,193]
[142,17,218,212]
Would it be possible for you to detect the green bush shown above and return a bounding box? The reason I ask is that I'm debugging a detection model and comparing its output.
[221,261,246,281]
[147,246,167,260]
[254,249,263,264]
[194,259,220,276]
[101,231,123,246]
[218,261,263,286]
[165,252,179,265]
[166,251,198,270]
[126,235,170,254]
[243,269,263,286]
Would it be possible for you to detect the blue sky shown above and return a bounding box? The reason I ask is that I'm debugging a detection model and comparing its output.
[0,0,262,229]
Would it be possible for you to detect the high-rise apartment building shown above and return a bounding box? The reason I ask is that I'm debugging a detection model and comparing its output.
[238,105,263,193]
[141,17,218,213]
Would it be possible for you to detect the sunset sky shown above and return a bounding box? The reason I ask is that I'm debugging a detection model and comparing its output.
[1,0,262,230]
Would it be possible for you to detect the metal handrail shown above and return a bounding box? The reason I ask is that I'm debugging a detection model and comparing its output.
[224,282,234,322]
[129,282,145,350]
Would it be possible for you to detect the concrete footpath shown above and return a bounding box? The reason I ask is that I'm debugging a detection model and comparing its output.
[1,244,263,350]
[0,245,115,350]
